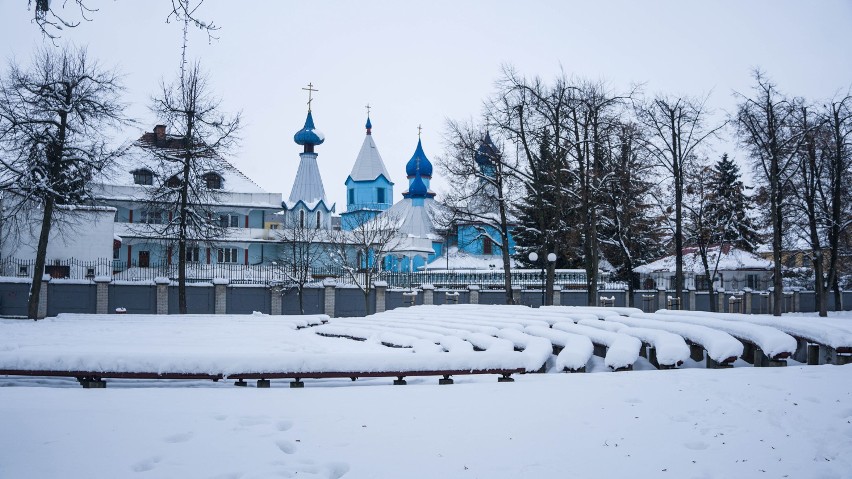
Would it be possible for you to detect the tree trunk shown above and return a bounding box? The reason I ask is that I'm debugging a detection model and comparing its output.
[298,285,305,315]
[27,196,55,320]
[545,262,555,306]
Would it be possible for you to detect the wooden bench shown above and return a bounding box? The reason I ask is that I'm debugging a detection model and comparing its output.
[0,367,524,388]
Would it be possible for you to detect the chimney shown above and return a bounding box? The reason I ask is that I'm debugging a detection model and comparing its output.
[154,124,166,142]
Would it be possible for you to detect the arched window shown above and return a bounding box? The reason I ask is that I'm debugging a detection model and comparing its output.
[316,211,321,229]
[299,210,305,229]
[132,169,154,186]
[203,172,223,189]
[165,175,181,188]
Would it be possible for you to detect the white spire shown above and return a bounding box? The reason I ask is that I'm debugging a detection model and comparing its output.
[288,152,328,206]
[349,134,391,182]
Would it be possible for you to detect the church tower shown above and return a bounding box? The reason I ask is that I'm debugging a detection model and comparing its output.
[283,85,334,229]
[341,114,393,230]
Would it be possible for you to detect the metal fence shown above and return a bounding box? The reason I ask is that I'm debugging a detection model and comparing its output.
[0,257,624,290]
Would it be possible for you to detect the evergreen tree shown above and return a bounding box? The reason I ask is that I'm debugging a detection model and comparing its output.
[704,154,761,252]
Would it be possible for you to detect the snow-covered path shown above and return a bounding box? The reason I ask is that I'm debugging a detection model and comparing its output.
[1,366,851,479]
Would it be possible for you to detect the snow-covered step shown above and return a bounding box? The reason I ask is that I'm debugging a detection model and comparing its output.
[631,312,796,364]
[524,326,594,372]
[551,322,642,371]
[604,315,743,365]
[577,319,689,368]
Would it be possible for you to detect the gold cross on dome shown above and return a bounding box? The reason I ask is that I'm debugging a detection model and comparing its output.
[302,82,318,111]
[417,124,422,138]
[365,103,371,116]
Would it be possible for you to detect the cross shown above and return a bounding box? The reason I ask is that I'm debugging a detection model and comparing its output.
[365,103,371,117]
[417,124,422,138]
[302,82,318,111]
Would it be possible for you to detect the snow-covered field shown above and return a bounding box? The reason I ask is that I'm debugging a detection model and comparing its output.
[1,307,851,478]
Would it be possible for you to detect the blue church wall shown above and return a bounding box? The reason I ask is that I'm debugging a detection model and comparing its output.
[342,176,393,230]
[248,243,265,265]
[249,210,266,229]
[456,224,516,256]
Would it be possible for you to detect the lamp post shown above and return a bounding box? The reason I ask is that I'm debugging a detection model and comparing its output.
[528,252,557,306]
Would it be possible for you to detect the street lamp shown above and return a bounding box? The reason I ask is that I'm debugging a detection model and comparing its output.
[528,251,557,306]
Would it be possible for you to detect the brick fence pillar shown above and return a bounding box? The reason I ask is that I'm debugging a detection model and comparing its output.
[657,286,666,311]
[716,288,726,313]
[213,278,228,314]
[512,285,522,305]
[38,275,50,319]
[270,288,282,316]
[323,279,336,318]
[422,283,434,305]
[552,285,561,306]
[743,288,753,314]
[95,276,111,314]
[375,281,387,313]
[688,287,696,311]
[468,285,479,305]
[793,290,800,313]
[155,277,170,315]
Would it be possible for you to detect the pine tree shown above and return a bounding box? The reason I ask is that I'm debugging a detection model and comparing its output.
[704,154,761,252]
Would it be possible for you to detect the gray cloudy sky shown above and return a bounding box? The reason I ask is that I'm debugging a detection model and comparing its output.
[2,1,851,208]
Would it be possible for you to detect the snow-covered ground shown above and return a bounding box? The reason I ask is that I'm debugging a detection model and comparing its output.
[1,309,851,478]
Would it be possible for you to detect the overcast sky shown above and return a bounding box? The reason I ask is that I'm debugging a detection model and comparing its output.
[2,1,851,209]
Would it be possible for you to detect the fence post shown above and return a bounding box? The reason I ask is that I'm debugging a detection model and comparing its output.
[468,285,479,305]
[95,276,111,314]
[270,288,282,316]
[154,277,169,315]
[213,278,228,314]
[422,283,434,305]
[792,290,800,313]
[688,287,696,311]
[375,281,387,313]
[323,279,336,318]
[716,288,725,313]
[742,288,752,314]
[657,286,666,311]
[552,285,561,306]
[38,274,50,319]
[768,289,775,315]
[509,285,520,305]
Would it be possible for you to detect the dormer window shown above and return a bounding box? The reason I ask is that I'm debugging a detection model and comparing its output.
[132,169,154,186]
[165,175,181,188]
[203,172,223,190]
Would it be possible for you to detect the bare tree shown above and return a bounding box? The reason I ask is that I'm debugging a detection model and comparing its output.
[274,214,330,315]
[0,45,128,319]
[440,120,521,304]
[734,71,804,316]
[331,210,400,315]
[637,93,725,305]
[140,61,240,314]
[823,95,852,310]
[28,0,219,42]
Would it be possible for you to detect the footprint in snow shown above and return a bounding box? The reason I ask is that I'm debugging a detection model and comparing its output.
[276,439,297,454]
[239,416,270,427]
[276,419,294,431]
[131,455,162,472]
[162,431,193,443]
[684,441,709,450]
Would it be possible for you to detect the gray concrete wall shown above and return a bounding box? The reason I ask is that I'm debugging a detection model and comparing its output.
[0,282,29,316]
[336,288,374,317]
[478,290,506,305]
[109,284,156,314]
[169,285,215,314]
[227,287,271,314]
[281,288,323,315]
[47,283,96,316]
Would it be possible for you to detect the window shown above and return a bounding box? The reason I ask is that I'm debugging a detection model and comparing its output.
[166,175,181,188]
[482,236,493,255]
[376,187,385,203]
[113,248,120,260]
[141,209,164,224]
[217,248,238,263]
[316,211,322,229]
[299,210,305,229]
[268,224,279,230]
[746,273,760,290]
[218,214,239,228]
[132,169,154,185]
[348,188,354,205]
[695,274,710,290]
[184,247,200,263]
[203,172,223,189]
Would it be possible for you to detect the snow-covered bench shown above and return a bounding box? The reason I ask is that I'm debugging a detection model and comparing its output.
[524,326,594,372]
[551,322,642,371]
[577,319,689,369]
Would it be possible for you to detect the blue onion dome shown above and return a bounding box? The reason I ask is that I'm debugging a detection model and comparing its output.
[408,174,428,197]
[405,138,433,177]
[475,132,498,165]
[365,116,372,131]
[294,111,325,146]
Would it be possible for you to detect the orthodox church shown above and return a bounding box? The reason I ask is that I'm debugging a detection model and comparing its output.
[14,88,514,275]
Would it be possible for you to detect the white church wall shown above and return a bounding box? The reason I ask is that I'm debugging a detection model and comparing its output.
[1,205,116,263]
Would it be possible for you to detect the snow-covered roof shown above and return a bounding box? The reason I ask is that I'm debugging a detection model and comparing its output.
[288,152,330,207]
[348,133,391,183]
[375,196,445,240]
[635,246,772,274]
[98,131,268,195]
[424,247,518,270]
